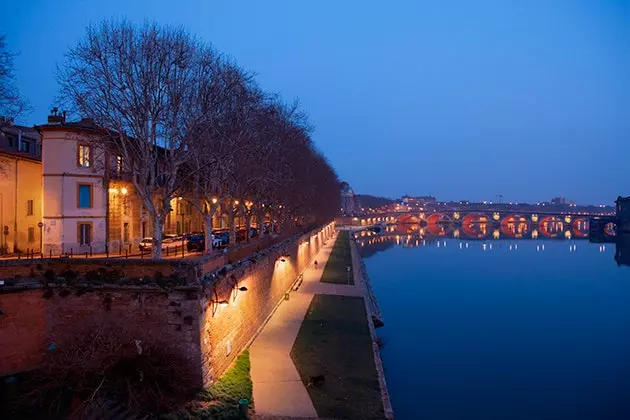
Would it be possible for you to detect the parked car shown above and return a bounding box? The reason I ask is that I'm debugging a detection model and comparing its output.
[139,237,153,252]
[187,234,205,252]
[212,231,230,248]
[162,234,178,244]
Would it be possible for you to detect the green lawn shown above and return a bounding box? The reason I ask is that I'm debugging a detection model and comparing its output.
[290,294,384,419]
[164,350,253,419]
[320,230,354,285]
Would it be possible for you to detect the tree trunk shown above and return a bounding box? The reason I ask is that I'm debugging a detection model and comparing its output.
[151,214,164,259]
[257,206,265,240]
[228,204,236,246]
[202,205,217,254]
[241,204,252,243]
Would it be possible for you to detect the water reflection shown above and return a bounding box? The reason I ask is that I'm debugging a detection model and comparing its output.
[356,224,630,267]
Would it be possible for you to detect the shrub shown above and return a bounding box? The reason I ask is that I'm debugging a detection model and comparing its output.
[10,319,198,419]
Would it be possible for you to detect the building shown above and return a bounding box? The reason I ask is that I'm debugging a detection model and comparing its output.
[401,195,436,207]
[0,111,244,256]
[37,113,224,254]
[0,119,43,253]
[616,196,630,233]
[551,197,575,206]
[340,181,359,215]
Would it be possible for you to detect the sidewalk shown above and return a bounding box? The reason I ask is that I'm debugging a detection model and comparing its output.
[249,232,365,418]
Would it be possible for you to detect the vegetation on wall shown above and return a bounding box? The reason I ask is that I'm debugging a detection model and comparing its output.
[164,350,253,420]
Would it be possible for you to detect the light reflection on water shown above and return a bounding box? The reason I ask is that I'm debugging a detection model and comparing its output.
[360,230,630,420]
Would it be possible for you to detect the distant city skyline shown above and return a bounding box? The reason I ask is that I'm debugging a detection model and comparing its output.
[4,0,629,204]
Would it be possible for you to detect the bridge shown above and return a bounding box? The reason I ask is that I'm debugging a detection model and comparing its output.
[337,208,618,240]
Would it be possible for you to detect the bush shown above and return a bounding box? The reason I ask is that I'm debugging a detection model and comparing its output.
[165,350,252,420]
[9,319,198,419]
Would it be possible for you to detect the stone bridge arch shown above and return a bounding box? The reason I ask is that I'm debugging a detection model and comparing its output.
[500,214,530,238]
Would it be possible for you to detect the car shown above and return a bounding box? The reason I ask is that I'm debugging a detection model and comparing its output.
[212,231,230,248]
[162,234,178,244]
[139,237,153,251]
[187,234,205,252]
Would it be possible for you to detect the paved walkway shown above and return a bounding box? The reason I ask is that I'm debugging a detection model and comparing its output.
[249,232,363,418]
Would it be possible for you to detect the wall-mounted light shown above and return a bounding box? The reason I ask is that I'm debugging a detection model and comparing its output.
[229,274,248,303]
[212,197,218,204]
[208,284,231,316]
[121,187,128,195]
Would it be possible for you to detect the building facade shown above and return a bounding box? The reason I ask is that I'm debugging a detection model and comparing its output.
[37,113,232,255]
[0,120,43,253]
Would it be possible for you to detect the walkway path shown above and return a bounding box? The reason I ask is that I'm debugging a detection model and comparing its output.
[249,232,364,418]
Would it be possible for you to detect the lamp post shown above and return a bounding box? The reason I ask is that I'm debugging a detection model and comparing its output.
[38,221,43,253]
[178,199,185,257]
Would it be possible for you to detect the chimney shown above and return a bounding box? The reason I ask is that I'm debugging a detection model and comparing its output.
[47,107,66,125]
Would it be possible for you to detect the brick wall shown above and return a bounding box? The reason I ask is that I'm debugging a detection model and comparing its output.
[0,257,200,283]
[0,286,204,384]
[198,223,335,385]
[0,223,336,387]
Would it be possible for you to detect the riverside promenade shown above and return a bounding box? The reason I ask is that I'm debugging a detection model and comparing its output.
[250,231,392,419]
[250,231,365,418]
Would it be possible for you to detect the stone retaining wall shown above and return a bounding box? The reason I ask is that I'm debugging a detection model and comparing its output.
[0,223,336,387]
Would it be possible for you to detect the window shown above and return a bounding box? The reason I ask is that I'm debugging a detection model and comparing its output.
[6,135,15,148]
[116,155,123,175]
[78,223,92,245]
[176,221,182,235]
[77,184,92,208]
[28,227,35,243]
[123,222,130,243]
[78,144,91,167]
[20,140,30,153]
[141,221,146,238]
[26,200,34,216]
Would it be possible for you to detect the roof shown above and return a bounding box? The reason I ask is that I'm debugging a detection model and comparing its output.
[36,117,106,134]
[0,123,42,162]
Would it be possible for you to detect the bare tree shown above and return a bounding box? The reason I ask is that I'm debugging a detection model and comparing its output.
[58,21,216,258]
[0,33,30,123]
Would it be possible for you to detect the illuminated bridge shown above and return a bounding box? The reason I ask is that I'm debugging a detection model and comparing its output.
[337,209,617,240]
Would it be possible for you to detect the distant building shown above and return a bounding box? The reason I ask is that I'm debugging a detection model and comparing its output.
[340,181,357,215]
[0,119,43,253]
[401,195,436,206]
[551,197,575,206]
[617,196,630,233]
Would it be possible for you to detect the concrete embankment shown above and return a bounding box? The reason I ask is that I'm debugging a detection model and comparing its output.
[350,236,394,419]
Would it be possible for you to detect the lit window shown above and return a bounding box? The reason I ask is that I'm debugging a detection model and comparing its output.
[116,155,123,175]
[78,184,92,208]
[78,144,91,167]
[26,199,34,216]
[78,223,92,245]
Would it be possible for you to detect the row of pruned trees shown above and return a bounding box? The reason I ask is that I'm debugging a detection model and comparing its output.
[57,20,340,258]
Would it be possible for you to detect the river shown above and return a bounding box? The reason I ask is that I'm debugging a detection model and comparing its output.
[359,229,630,419]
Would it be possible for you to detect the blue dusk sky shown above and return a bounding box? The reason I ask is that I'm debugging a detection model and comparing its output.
[3,0,629,205]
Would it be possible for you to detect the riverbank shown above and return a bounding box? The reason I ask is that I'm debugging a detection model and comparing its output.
[249,229,392,418]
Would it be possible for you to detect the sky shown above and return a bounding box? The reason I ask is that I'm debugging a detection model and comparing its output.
[3,0,629,205]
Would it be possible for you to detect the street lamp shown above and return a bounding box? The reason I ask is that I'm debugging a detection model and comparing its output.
[38,221,43,253]
[177,198,185,257]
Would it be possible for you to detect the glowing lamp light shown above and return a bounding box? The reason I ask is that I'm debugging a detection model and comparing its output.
[234,200,240,205]
[212,197,218,204]
[121,187,128,195]
[219,300,229,307]
[108,188,118,194]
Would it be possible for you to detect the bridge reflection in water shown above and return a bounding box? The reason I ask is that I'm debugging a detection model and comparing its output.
[354,224,630,267]
[348,210,618,242]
